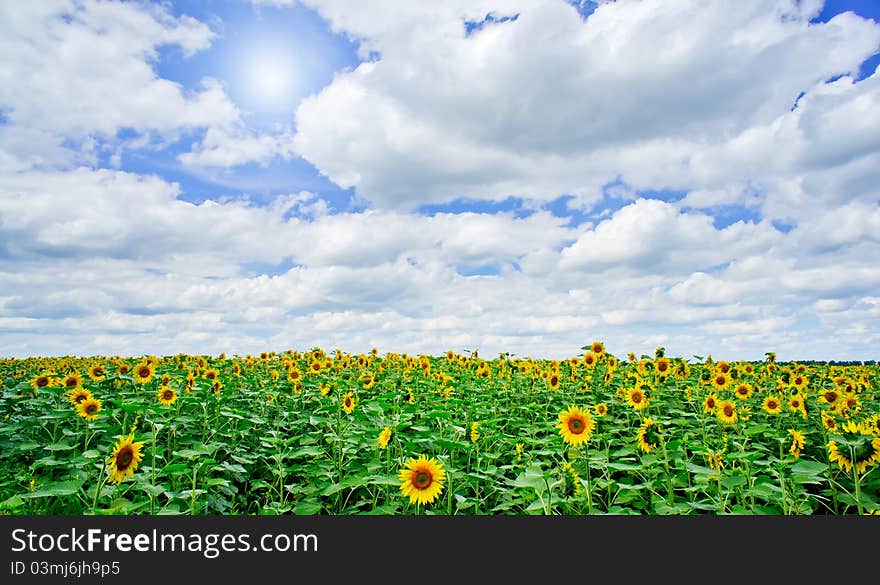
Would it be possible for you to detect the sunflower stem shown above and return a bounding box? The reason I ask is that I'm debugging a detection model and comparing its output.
[851,446,863,515]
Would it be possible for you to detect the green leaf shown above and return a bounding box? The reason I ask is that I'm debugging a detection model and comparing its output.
[293,501,322,515]
[19,480,83,499]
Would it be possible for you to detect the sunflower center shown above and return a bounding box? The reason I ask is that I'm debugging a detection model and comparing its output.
[66,378,77,387]
[138,367,150,378]
[413,470,433,489]
[86,403,98,414]
[116,447,134,470]
[37,377,49,387]
[715,376,725,385]
[75,394,87,403]
[568,417,585,434]
[723,405,734,417]
[344,397,352,407]
[632,392,642,403]
[768,400,777,409]
[94,367,103,375]
[163,390,173,400]
[707,398,715,408]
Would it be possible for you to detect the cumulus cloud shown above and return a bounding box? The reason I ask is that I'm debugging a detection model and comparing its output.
[1,1,879,360]
[292,0,880,209]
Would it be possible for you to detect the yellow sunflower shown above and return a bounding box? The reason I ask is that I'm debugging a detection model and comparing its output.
[398,456,446,505]
[75,397,102,422]
[789,429,806,459]
[789,393,807,419]
[62,373,83,390]
[377,426,392,449]
[87,364,106,382]
[470,422,480,443]
[547,372,561,391]
[557,406,595,446]
[716,400,738,425]
[341,391,357,414]
[636,417,661,453]
[583,352,597,368]
[67,387,92,406]
[733,383,753,400]
[156,386,177,406]
[594,403,608,417]
[763,395,783,415]
[822,412,838,431]
[703,394,718,414]
[29,374,53,391]
[106,434,145,484]
[132,362,154,384]
[590,341,605,356]
[626,386,649,411]
[654,358,671,376]
[828,421,880,474]
[711,372,730,392]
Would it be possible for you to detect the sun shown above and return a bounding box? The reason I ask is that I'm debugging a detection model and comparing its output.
[240,47,299,112]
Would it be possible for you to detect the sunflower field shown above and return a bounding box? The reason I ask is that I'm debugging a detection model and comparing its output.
[0,345,878,515]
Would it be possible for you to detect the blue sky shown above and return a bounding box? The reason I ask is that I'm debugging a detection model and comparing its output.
[1,0,879,360]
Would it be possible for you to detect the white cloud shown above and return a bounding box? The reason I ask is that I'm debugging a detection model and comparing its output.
[1,1,879,360]
[292,0,880,209]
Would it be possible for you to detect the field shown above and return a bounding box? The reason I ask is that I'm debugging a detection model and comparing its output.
[1,345,878,515]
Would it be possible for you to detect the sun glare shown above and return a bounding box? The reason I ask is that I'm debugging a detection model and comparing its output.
[240,48,298,111]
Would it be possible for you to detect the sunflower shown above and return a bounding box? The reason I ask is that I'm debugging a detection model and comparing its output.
[342,391,357,414]
[87,365,106,381]
[29,374,53,391]
[106,434,145,484]
[203,369,219,381]
[132,362,154,384]
[320,383,332,397]
[211,380,222,395]
[636,417,661,453]
[733,383,753,400]
[763,395,783,415]
[711,372,730,392]
[827,421,880,474]
[75,397,102,421]
[590,341,605,356]
[378,426,392,449]
[557,406,595,446]
[789,429,806,459]
[287,369,302,383]
[594,402,608,417]
[626,386,649,411]
[67,387,92,405]
[62,373,83,389]
[561,461,582,497]
[583,352,597,368]
[360,373,376,389]
[156,386,177,406]
[819,389,841,409]
[655,358,671,376]
[309,360,323,375]
[706,451,724,474]
[788,393,807,419]
[791,374,808,391]
[636,360,654,377]
[398,456,446,505]
[547,372,561,391]
[703,394,718,414]
[743,363,755,376]
[117,363,131,375]
[715,361,731,374]
[716,400,737,425]
[470,422,480,443]
[822,412,838,431]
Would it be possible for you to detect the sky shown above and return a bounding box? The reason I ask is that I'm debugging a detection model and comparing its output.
[1,0,879,361]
